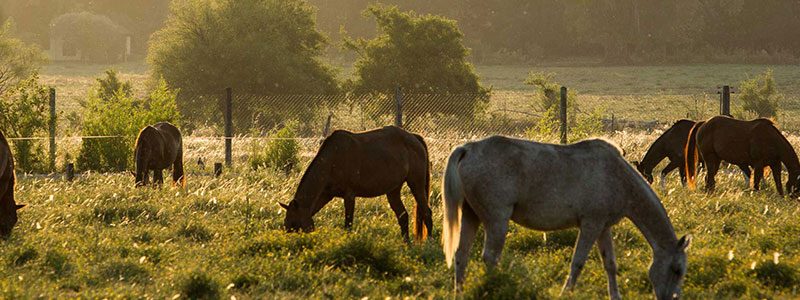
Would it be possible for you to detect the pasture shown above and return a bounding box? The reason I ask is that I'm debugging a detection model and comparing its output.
[2,130,800,298]
[3,62,800,298]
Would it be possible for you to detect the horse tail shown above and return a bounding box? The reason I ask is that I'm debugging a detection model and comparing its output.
[443,146,467,268]
[412,134,431,242]
[685,121,702,190]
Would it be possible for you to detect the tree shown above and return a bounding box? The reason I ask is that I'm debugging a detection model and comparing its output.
[0,73,49,172]
[345,5,487,119]
[738,69,782,119]
[148,0,339,127]
[0,20,45,96]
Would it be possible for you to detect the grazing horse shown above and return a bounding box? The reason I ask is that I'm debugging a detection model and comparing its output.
[686,116,800,196]
[443,136,690,299]
[280,126,432,242]
[0,131,25,238]
[133,122,185,188]
[635,119,751,189]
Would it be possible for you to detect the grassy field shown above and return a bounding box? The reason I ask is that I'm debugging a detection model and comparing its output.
[3,131,800,298]
[5,62,800,298]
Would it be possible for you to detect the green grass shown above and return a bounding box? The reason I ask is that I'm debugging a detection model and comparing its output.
[4,131,800,298]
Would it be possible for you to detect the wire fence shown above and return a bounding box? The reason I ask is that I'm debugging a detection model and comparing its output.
[6,88,800,176]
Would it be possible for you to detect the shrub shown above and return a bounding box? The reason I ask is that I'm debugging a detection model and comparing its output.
[738,69,783,119]
[178,270,221,300]
[524,72,603,142]
[750,261,798,289]
[0,20,46,96]
[0,73,49,172]
[262,123,300,174]
[307,234,411,278]
[463,267,539,300]
[78,71,180,172]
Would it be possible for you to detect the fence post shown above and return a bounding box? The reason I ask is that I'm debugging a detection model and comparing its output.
[66,163,74,182]
[720,85,731,116]
[225,87,233,167]
[560,86,568,144]
[214,162,223,177]
[394,87,403,128]
[48,88,56,172]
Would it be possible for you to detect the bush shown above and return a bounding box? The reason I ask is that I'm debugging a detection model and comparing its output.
[78,71,180,172]
[524,72,604,142]
[252,123,300,173]
[0,20,46,96]
[0,73,49,172]
[738,69,783,119]
[178,270,221,300]
[750,261,798,289]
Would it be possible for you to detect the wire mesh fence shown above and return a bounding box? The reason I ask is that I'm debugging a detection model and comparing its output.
[5,87,800,176]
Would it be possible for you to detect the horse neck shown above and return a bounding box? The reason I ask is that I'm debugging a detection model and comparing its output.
[778,137,800,173]
[625,184,678,254]
[640,141,667,172]
[293,155,330,215]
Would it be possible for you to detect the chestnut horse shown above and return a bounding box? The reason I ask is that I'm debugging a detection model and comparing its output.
[635,119,750,189]
[0,131,25,238]
[686,116,800,196]
[280,126,432,242]
[443,137,689,299]
[133,122,185,188]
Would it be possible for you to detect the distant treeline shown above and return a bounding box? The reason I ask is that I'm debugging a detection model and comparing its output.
[2,0,799,64]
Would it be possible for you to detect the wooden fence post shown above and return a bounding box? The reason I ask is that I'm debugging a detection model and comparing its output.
[225,88,233,167]
[49,88,56,171]
[560,86,568,144]
[66,163,74,182]
[394,87,403,128]
[720,85,731,116]
[214,162,223,177]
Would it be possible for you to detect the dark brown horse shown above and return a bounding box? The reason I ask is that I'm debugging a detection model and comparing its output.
[133,122,185,188]
[0,131,25,238]
[686,116,800,196]
[280,126,432,242]
[635,119,750,189]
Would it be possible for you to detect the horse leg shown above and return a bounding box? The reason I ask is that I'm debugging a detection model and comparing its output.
[704,156,720,194]
[771,163,784,196]
[455,203,479,292]
[752,164,764,191]
[660,160,680,189]
[597,227,621,300]
[343,193,355,230]
[481,219,509,269]
[153,169,164,186]
[737,164,752,188]
[562,222,604,294]
[386,186,410,242]
[172,150,185,187]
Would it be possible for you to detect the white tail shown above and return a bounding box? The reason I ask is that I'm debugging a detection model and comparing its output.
[443,146,467,268]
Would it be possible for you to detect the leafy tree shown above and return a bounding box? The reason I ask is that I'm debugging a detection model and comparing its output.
[738,69,782,119]
[0,73,49,172]
[78,70,180,172]
[345,5,487,120]
[0,20,46,96]
[148,0,339,128]
[51,12,128,62]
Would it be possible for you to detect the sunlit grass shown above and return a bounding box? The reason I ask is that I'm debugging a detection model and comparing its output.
[2,131,800,298]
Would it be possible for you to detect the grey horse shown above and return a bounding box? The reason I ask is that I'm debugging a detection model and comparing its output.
[442,136,690,300]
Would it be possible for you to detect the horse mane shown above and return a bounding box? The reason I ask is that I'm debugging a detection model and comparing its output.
[290,131,348,208]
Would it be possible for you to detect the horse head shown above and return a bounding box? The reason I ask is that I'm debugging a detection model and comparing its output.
[649,235,691,300]
[0,203,25,239]
[280,201,314,233]
[787,173,800,198]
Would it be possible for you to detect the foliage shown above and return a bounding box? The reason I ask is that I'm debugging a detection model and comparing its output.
[251,123,300,174]
[0,73,49,172]
[148,0,339,127]
[0,20,46,96]
[77,70,180,172]
[50,12,128,62]
[738,69,783,119]
[345,5,488,119]
[524,72,604,142]
[178,269,221,300]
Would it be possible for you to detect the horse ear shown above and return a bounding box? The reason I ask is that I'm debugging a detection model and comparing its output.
[279,202,290,210]
[677,234,692,251]
[15,204,25,210]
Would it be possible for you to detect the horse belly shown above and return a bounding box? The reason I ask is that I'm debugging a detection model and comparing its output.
[510,202,579,231]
